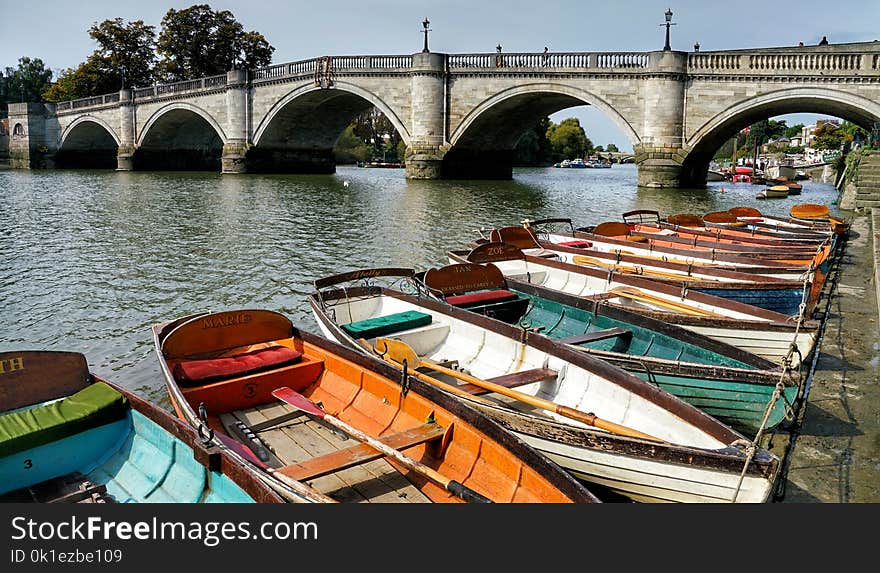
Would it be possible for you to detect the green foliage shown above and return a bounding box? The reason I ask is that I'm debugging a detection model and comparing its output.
[155,4,274,82]
[605,143,619,152]
[333,124,371,164]
[3,57,53,103]
[89,18,157,88]
[812,122,843,150]
[514,116,552,166]
[546,117,593,162]
[42,58,109,102]
[347,108,403,162]
[837,120,869,143]
[44,18,157,102]
[784,123,804,139]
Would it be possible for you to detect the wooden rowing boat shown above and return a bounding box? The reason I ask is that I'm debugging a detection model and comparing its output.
[416,262,802,434]
[632,210,828,243]
[789,204,849,235]
[151,309,597,504]
[561,217,830,266]
[756,186,791,199]
[621,211,829,250]
[448,242,820,368]
[486,225,817,316]
[696,211,831,241]
[0,350,283,503]
[521,217,813,277]
[308,270,781,503]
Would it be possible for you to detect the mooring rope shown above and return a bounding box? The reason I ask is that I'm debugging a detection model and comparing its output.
[729,252,815,502]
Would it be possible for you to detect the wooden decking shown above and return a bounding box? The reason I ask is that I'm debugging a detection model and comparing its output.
[221,403,434,503]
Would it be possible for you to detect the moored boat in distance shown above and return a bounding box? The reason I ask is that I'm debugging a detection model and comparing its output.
[756,185,791,199]
[0,351,283,503]
[151,309,597,504]
[308,268,782,503]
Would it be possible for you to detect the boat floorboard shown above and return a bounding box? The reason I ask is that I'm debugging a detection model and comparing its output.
[228,403,431,503]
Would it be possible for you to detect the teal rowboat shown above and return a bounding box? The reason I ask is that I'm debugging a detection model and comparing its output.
[420,263,803,435]
[0,351,283,503]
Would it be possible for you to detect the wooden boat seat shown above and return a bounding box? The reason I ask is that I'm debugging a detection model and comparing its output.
[181,356,326,416]
[456,368,559,396]
[557,328,634,346]
[0,382,128,457]
[342,310,433,340]
[173,346,303,387]
[274,422,446,482]
[446,289,518,308]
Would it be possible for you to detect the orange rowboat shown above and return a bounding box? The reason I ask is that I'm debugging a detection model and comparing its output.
[587,223,831,267]
[152,309,598,504]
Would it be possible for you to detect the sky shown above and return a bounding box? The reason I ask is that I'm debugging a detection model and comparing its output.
[2,0,878,151]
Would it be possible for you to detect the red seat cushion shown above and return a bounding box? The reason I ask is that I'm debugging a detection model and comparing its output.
[445,290,518,307]
[558,240,592,248]
[173,346,303,386]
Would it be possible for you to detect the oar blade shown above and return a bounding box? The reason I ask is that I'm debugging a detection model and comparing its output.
[272,387,326,418]
[214,430,269,470]
[375,337,421,368]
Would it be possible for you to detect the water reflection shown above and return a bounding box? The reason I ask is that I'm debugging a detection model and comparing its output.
[0,164,842,404]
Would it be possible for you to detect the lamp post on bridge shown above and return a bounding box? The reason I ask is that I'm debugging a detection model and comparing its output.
[422,18,431,53]
[661,8,675,51]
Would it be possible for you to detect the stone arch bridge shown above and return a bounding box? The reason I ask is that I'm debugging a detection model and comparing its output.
[8,42,880,187]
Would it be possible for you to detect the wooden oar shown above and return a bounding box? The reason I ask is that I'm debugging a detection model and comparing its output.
[271,387,493,503]
[607,287,727,317]
[213,430,337,503]
[571,255,705,283]
[374,338,662,443]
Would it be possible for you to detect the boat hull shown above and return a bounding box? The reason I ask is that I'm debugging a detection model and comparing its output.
[308,288,780,503]
[0,351,282,503]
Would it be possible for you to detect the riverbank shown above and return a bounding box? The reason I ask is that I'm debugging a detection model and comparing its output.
[778,210,880,502]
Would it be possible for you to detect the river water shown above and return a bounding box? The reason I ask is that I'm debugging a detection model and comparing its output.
[0,164,842,408]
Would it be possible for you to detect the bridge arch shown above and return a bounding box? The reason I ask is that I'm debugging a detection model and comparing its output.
[58,115,121,149]
[450,83,640,149]
[444,83,640,178]
[136,102,228,171]
[254,81,410,148]
[682,87,880,184]
[56,116,120,169]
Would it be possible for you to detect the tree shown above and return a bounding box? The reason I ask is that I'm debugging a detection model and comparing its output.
[349,108,402,161]
[594,145,604,153]
[784,123,805,139]
[3,57,53,103]
[606,143,619,152]
[87,18,157,88]
[43,18,156,102]
[42,58,109,102]
[156,4,274,81]
[812,122,843,150]
[837,120,869,143]
[546,117,592,161]
[514,116,552,165]
[333,124,371,164]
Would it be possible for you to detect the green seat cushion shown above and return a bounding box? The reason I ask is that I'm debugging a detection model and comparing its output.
[0,382,129,456]
[341,310,432,339]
